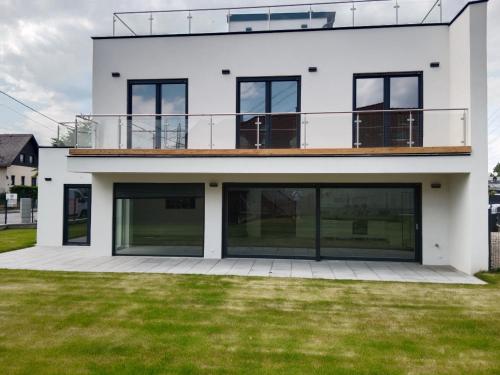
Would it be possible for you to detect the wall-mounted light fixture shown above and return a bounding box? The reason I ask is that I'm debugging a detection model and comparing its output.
[308,67,318,72]
[209,182,219,188]
[431,182,442,189]
[430,62,440,68]
[221,69,231,75]
[44,177,52,182]
[111,72,121,77]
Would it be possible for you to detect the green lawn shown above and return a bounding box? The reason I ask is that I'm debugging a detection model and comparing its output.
[0,229,36,253]
[0,270,498,374]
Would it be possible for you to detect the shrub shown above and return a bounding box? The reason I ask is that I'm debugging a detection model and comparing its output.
[9,185,38,199]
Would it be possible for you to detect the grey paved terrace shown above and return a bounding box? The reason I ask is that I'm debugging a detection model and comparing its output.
[0,246,485,284]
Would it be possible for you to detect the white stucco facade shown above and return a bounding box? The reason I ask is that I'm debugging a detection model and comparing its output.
[37,2,488,275]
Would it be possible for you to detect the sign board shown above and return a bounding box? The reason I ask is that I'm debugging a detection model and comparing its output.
[6,193,17,208]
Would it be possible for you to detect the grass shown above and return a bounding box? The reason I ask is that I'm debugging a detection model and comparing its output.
[0,229,36,254]
[0,269,498,374]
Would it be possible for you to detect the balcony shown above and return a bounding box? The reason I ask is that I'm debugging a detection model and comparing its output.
[62,108,470,158]
[109,0,454,37]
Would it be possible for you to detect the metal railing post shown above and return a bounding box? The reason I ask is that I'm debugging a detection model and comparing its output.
[209,115,214,149]
[57,123,60,144]
[149,12,153,35]
[255,116,262,149]
[302,114,308,149]
[351,2,356,27]
[118,116,122,149]
[268,7,271,30]
[227,9,231,32]
[354,113,362,148]
[113,14,116,36]
[394,0,400,24]
[407,111,414,147]
[188,11,192,34]
[74,119,79,148]
[309,5,313,28]
[462,109,467,145]
[439,0,443,23]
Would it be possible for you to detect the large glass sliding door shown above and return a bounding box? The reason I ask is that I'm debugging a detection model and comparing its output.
[224,184,420,261]
[237,77,300,149]
[225,186,316,258]
[127,79,188,149]
[114,183,204,256]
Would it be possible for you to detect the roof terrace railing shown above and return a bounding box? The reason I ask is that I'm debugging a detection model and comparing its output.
[62,108,469,151]
[111,0,445,37]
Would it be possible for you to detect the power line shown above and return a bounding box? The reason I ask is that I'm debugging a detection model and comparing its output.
[0,89,64,127]
[0,103,57,133]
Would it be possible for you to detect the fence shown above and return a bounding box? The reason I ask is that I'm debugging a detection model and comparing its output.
[488,208,500,271]
[1,198,37,225]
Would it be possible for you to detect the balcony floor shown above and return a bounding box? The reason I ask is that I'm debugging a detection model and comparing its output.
[69,146,472,157]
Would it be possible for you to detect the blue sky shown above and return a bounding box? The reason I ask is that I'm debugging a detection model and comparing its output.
[0,0,498,168]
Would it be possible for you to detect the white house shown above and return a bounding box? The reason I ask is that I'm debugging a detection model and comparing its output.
[37,0,488,275]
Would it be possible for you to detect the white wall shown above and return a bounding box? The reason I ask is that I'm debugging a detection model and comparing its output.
[37,148,91,247]
[93,23,453,149]
[447,2,489,273]
[0,168,6,194]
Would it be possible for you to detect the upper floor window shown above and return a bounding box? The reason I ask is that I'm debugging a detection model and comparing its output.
[10,175,15,185]
[31,176,37,186]
[127,79,188,149]
[237,76,300,149]
[354,72,422,148]
[28,155,34,164]
[21,176,25,185]
[19,154,25,163]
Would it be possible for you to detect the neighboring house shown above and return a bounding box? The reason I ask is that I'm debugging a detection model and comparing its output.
[0,134,39,194]
[37,0,488,275]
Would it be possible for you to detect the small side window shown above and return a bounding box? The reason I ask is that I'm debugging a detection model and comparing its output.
[19,154,25,163]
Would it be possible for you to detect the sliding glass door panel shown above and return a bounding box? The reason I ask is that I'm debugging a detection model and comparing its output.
[320,187,416,260]
[114,183,204,256]
[225,186,316,258]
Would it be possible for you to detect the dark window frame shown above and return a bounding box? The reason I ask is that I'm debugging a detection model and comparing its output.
[222,182,422,262]
[112,183,205,257]
[21,176,25,186]
[353,71,424,147]
[63,184,92,246]
[127,78,189,149]
[10,175,15,185]
[236,76,301,149]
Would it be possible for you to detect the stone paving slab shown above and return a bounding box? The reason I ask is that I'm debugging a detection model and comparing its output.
[0,246,486,285]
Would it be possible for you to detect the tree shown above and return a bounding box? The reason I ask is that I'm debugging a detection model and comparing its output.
[51,122,93,147]
[493,162,500,177]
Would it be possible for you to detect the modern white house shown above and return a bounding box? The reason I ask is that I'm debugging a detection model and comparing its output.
[36,0,488,275]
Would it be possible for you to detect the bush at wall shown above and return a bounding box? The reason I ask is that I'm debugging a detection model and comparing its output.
[9,186,38,199]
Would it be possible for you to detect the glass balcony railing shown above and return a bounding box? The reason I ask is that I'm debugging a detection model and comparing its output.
[109,0,465,37]
[61,108,469,150]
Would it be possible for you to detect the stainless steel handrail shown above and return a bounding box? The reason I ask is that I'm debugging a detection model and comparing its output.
[113,0,391,16]
[77,108,468,119]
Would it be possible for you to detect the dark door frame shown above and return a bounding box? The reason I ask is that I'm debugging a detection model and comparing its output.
[63,184,92,246]
[353,71,424,147]
[222,183,422,263]
[127,79,188,149]
[236,76,301,149]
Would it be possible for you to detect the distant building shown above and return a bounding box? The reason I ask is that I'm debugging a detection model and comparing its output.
[0,134,39,194]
